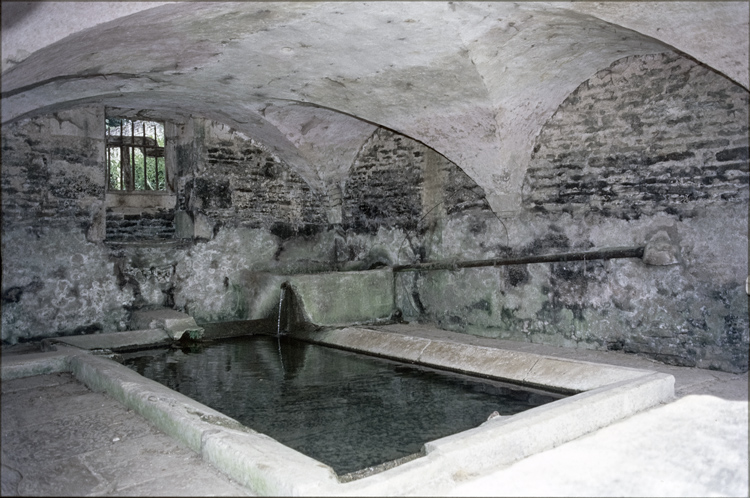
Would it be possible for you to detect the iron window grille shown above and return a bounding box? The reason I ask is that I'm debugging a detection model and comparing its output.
[106,118,166,191]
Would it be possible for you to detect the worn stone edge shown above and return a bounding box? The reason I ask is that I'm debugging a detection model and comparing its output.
[66,351,339,496]
[296,326,654,392]
[334,372,675,495]
[0,349,70,381]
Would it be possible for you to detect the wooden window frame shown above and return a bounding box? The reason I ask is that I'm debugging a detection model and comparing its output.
[106,117,167,193]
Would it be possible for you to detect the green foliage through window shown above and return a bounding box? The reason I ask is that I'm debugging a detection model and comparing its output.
[106,118,166,191]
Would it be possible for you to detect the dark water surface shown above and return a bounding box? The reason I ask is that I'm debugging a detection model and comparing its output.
[121,334,561,475]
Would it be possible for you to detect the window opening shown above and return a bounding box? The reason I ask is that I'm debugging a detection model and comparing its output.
[106,118,166,191]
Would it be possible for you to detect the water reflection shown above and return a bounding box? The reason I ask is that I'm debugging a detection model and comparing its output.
[122,335,562,475]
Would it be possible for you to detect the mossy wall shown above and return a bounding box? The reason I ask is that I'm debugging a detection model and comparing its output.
[393,53,748,372]
[1,52,747,372]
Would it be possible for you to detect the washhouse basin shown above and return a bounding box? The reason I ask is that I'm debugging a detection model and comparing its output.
[1,324,674,495]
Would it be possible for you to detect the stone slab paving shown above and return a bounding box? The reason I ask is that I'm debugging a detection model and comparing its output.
[448,394,748,497]
[1,372,252,497]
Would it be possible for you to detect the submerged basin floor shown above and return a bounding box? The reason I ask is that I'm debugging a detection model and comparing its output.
[121,334,561,476]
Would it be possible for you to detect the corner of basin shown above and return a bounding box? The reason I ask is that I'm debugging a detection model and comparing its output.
[200,428,340,496]
[0,344,84,381]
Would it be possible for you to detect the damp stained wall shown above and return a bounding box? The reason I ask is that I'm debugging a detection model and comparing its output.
[1,52,748,373]
[401,53,749,373]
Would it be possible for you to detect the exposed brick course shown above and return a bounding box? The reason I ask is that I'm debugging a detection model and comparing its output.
[524,53,749,219]
[195,132,326,232]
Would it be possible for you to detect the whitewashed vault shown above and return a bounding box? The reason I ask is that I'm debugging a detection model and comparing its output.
[3,2,748,214]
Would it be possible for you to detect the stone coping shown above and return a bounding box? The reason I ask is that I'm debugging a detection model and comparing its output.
[295,327,654,394]
[1,327,675,496]
[41,328,172,352]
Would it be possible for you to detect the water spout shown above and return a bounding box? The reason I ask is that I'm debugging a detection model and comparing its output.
[277,283,287,337]
[277,283,288,373]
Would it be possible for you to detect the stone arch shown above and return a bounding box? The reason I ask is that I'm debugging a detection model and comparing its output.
[524,52,749,220]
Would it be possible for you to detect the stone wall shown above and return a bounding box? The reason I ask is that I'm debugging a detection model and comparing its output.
[405,52,748,372]
[340,128,493,267]
[1,106,105,232]
[192,122,327,235]
[342,129,424,234]
[1,112,498,342]
[0,111,333,340]
[2,52,747,373]
[105,208,175,241]
[1,106,130,338]
[524,52,748,218]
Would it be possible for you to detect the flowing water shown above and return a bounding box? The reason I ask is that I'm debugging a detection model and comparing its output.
[276,286,286,372]
[121,334,562,476]
[276,286,285,336]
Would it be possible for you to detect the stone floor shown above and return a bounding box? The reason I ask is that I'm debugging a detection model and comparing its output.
[1,372,251,496]
[1,326,748,496]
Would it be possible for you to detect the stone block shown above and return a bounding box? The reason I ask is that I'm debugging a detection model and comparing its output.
[51,329,172,351]
[311,327,431,362]
[174,210,194,239]
[193,212,215,240]
[642,230,679,266]
[287,269,394,326]
[129,309,204,340]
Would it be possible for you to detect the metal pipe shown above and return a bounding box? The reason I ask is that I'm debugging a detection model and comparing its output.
[392,246,645,273]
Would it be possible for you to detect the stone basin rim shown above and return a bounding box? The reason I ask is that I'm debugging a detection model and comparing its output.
[0,326,675,496]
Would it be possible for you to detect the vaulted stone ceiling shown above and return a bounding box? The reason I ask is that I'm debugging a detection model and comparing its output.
[2,2,748,213]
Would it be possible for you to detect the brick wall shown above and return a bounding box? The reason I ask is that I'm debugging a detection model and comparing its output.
[193,125,327,235]
[524,52,749,218]
[105,209,175,241]
[342,128,490,235]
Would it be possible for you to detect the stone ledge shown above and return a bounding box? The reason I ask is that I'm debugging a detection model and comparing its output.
[130,309,204,341]
[0,349,70,381]
[44,329,172,352]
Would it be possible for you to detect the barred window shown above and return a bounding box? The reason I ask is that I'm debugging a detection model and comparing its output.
[106,118,166,191]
